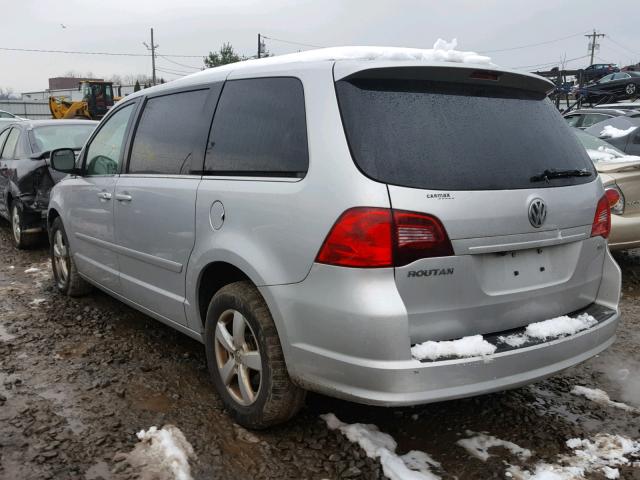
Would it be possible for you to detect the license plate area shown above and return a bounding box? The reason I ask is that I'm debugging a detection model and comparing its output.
[475,246,570,295]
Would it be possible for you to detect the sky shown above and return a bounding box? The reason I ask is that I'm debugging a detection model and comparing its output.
[1,0,639,93]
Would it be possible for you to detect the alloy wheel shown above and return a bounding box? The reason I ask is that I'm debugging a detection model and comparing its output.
[214,309,262,406]
[626,83,636,95]
[52,230,70,289]
[11,206,21,245]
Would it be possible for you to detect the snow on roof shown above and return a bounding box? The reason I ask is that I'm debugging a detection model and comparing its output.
[245,39,492,66]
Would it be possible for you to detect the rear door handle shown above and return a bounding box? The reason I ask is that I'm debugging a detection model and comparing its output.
[115,193,132,202]
[97,191,112,200]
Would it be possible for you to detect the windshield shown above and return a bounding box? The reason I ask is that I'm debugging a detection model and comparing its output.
[336,78,595,190]
[29,124,96,153]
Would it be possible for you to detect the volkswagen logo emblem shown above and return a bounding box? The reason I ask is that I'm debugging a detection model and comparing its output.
[528,198,547,228]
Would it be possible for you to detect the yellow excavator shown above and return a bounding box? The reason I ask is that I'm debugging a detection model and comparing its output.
[49,80,118,120]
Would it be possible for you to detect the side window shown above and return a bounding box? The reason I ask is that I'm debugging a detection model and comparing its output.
[0,129,10,153]
[85,104,135,176]
[128,89,211,175]
[1,128,20,159]
[564,115,582,127]
[204,77,309,177]
[599,74,614,83]
[581,114,611,128]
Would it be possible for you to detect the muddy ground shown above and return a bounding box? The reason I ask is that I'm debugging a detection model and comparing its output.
[0,222,639,480]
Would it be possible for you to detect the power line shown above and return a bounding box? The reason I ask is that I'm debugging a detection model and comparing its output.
[156,66,193,76]
[479,31,589,54]
[158,55,202,70]
[0,45,205,58]
[605,36,639,57]
[260,35,325,49]
[511,54,590,70]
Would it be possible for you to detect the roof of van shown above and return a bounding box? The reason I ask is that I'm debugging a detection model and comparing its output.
[124,41,553,100]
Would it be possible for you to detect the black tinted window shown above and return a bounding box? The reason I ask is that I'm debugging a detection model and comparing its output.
[1,128,20,159]
[204,78,308,177]
[129,89,211,174]
[336,79,595,190]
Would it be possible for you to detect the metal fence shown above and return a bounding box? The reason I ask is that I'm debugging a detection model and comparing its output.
[0,100,51,120]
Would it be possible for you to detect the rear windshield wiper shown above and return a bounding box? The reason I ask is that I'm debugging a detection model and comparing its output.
[530,169,592,183]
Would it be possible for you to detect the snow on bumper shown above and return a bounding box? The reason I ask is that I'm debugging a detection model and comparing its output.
[285,306,619,406]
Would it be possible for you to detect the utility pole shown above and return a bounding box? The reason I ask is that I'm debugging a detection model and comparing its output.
[143,28,159,86]
[258,33,262,59]
[585,29,605,67]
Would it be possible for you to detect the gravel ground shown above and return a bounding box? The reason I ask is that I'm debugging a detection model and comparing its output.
[0,223,639,480]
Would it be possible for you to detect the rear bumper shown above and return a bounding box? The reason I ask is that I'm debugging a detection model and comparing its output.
[609,213,640,250]
[286,307,618,406]
[260,248,621,406]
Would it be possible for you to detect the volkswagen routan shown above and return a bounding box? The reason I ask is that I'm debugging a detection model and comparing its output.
[47,47,621,428]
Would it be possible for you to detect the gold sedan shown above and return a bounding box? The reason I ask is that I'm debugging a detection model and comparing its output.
[574,128,640,250]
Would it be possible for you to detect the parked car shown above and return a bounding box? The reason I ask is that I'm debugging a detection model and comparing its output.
[0,119,97,248]
[563,107,639,130]
[584,116,640,156]
[573,128,640,250]
[581,63,619,82]
[0,110,24,120]
[579,72,640,101]
[595,101,640,111]
[47,48,621,428]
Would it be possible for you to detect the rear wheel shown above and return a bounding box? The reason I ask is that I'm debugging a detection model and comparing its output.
[625,83,637,96]
[50,217,92,297]
[204,281,305,429]
[11,201,39,249]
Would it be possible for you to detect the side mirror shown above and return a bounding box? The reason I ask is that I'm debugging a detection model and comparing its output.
[50,148,79,174]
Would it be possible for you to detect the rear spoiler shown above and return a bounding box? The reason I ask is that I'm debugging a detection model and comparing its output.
[334,62,554,95]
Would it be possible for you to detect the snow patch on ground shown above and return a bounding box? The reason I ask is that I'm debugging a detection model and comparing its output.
[571,386,638,413]
[457,430,532,462]
[411,335,496,361]
[24,267,40,274]
[600,125,638,139]
[321,413,441,480]
[499,314,597,347]
[124,425,195,480]
[507,434,640,480]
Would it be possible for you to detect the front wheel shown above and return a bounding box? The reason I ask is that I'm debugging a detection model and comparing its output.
[50,217,92,297]
[625,83,637,96]
[11,201,39,249]
[204,281,305,429]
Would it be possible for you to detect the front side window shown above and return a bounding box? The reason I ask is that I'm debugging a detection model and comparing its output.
[598,74,614,83]
[1,128,20,159]
[128,89,211,175]
[84,104,134,176]
[204,77,308,177]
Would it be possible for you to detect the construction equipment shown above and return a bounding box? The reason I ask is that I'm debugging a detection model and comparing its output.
[49,80,116,120]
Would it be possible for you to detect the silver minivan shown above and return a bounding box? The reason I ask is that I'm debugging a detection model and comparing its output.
[47,48,621,428]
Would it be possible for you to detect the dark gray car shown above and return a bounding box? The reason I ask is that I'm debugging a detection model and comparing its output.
[584,116,640,156]
[563,108,640,130]
[0,120,97,248]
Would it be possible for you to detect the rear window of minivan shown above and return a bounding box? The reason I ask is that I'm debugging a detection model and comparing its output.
[336,78,595,190]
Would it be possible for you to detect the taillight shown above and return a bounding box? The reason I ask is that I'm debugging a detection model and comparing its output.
[393,210,453,266]
[315,208,393,267]
[605,186,624,215]
[591,194,612,239]
[316,207,453,268]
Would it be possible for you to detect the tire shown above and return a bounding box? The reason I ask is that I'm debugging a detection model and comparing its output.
[10,200,40,249]
[625,83,637,96]
[204,281,305,429]
[49,217,92,297]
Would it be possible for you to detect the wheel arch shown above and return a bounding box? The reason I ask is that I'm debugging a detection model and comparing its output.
[196,261,253,328]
